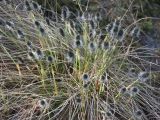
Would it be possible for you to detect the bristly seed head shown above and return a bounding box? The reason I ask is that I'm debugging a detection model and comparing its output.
[24,1,31,11]
[39,27,45,35]
[115,19,121,27]
[135,110,142,118]
[76,97,81,103]
[88,41,97,53]
[95,12,102,21]
[5,21,14,30]
[113,25,119,33]
[100,72,108,83]
[69,20,75,28]
[76,94,81,103]
[27,41,32,48]
[47,56,53,62]
[83,83,89,88]
[31,1,41,10]
[38,99,49,110]
[82,73,89,81]
[130,26,140,38]
[28,51,34,60]
[76,34,81,41]
[17,57,24,64]
[106,111,112,117]
[34,20,40,27]
[130,86,139,96]
[74,34,83,48]
[61,6,70,20]
[17,29,24,38]
[138,71,149,82]
[59,28,65,37]
[66,51,74,63]
[89,20,96,30]
[75,40,82,48]
[119,87,127,94]
[45,17,50,26]
[36,49,43,56]
[101,41,109,50]
[106,23,113,32]
[0,18,5,26]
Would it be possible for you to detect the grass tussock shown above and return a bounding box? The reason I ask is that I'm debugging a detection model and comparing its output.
[0,0,160,120]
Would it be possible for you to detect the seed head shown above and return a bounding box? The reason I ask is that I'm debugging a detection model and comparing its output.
[34,20,40,27]
[128,68,137,77]
[27,41,32,48]
[17,57,24,64]
[38,99,49,110]
[17,29,24,39]
[69,20,75,28]
[82,73,89,81]
[61,6,70,20]
[74,34,83,48]
[135,110,143,118]
[100,72,108,83]
[59,28,65,37]
[76,97,81,103]
[101,41,109,50]
[66,51,74,63]
[95,12,102,21]
[31,1,41,10]
[113,25,119,33]
[138,71,149,82]
[75,10,82,20]
[37,49,42,55]
[114,19,121,27]
[39,27,45,35]
[106,111,112,117]
[106,23,113,32]
[28,51,34,60]
[76,94,81,103]
[119,87,127,94]
[88,41,97,53]
[130,86,139,96]
[24,1,31,11]
[47,55,53,62]
[0,18,5,27]
[129,68,136,73]
[5,21,14,30]
[89,20,97,30]
[74,22,83,34]
[130,26,140,38]
[55,78,62,82]
[45,17,50,26]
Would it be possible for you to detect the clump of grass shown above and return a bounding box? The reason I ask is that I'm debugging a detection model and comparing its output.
[0,0,160,120]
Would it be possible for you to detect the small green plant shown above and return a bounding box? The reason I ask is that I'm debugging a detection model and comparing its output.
[0,0,160,120]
